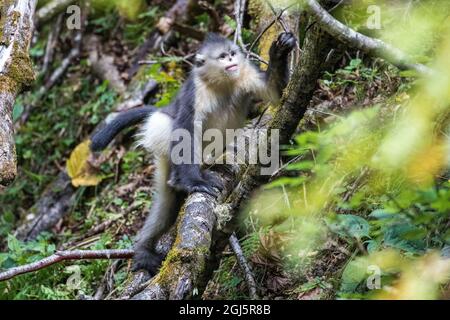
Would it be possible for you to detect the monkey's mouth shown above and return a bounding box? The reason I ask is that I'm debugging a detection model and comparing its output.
[225,64,238,72]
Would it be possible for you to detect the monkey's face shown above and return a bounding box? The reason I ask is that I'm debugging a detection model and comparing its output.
[196,42,244,83]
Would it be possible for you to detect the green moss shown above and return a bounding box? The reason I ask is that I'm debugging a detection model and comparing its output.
[0,75,19,94]
[156,243,209,290]
[8,43,35,87]
[0,158,17,186]
[0,47,35,93]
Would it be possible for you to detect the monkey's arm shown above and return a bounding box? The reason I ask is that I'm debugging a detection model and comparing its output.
[167,88,223,196]
[259,32,296,103]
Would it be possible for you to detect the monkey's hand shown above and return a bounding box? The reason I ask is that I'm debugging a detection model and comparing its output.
[169,166,224,197]
[269,32,296,58]
[132,248,164,275]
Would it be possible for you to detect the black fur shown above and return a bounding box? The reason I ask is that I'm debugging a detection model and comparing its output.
[90,105,157,151]
[266,32,296,98]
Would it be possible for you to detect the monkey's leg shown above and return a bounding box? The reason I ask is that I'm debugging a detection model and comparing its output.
[133,156,184,274]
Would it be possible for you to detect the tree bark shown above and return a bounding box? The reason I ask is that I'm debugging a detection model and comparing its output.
[0,0,38,186]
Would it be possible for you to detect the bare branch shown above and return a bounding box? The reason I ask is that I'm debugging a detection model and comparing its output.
[35,0,75,26]
[86,35,127,95]
[264,0,289,32]
[229,233,259,299]
[198,0,221,32]
[304,0,432,76]
[42,7,86,93]
[248,5,293,54]
[41,14,64,78]
[0,249,134,282]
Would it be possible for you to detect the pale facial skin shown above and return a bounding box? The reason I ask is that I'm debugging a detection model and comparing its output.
[196,43,244,81]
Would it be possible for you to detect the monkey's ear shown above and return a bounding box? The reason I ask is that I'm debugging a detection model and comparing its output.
[194,54,206,67]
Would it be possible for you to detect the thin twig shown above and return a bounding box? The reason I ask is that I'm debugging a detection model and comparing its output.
[264,0,289,32]
[248,3,298,56]
[329,0,345,13]
[0,249,134,282]
[41,13,64,79]
[94,260,121,300]
[229,233,259,300]
[248,11,282,54]
[233,0,269,65]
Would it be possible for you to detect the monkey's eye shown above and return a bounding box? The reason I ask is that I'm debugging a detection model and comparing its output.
[218,53,227,60]
[230,51,236,57]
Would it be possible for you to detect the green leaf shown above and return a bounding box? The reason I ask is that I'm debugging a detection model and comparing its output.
[12,104,24,122]
[7,234,21,254]
[383,224,426,253]
[340,257,369,293]
[369,209,396,219]
[328,214,370,239]
[365,240,380,254]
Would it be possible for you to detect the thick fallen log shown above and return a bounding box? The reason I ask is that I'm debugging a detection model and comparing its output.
[0,0,38,186]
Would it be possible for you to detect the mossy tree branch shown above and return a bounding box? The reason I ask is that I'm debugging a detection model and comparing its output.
[303,0,432,76]
[34,0,75,27]
[0,0,38,186]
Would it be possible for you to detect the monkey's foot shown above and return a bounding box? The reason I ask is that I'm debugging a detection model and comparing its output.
[132,249,165,276]
[202,170,224,191]
[169,171,223,197]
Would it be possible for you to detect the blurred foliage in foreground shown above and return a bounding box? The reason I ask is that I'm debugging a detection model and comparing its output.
[248,1,450,299]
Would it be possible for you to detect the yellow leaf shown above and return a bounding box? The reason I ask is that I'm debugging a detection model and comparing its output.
[406,140,448,186]
[66,140,102,187]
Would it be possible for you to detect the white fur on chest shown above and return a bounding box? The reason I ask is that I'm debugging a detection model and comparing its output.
[193,63,263,133]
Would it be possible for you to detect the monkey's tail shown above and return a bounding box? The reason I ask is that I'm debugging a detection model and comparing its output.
[90,105,157,152]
